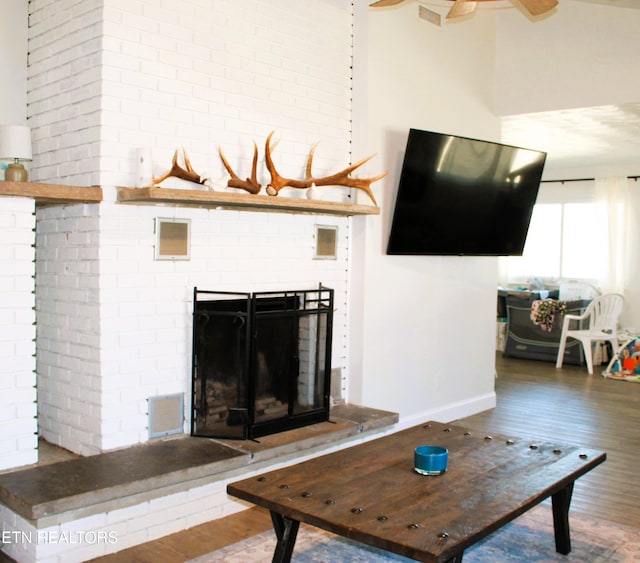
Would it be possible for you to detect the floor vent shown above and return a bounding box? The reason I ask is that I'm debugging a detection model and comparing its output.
[148,394,184,438]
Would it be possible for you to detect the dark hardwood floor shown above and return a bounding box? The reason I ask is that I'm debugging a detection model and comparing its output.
[82,355,640,561]
[461,353,639,526]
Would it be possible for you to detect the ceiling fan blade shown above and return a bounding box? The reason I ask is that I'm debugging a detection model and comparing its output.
[518,0,559,16]
[369,0,407,7]
[446,0,477,19]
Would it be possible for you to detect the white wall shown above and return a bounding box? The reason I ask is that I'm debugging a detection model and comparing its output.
[494,0,640,116]
[353,6,501,423]
[0,0,27,125]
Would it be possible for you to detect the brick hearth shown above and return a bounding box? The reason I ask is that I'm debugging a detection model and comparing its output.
[0,405,397,562]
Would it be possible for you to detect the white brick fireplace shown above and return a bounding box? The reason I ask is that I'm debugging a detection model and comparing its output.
[0,2,383,559]
[35,202,351,455]
[3,0,373,468]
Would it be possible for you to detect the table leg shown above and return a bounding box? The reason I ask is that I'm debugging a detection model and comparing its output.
[270,511,300,563]
[551,482,574,555]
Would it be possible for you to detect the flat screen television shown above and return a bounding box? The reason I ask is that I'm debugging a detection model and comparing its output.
[386,128,547,256]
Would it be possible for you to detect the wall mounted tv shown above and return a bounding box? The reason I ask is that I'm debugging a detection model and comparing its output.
[386,128,547,256]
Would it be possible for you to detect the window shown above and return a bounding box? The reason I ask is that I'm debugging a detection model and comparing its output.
[506,204,561,278]
[561,203,607,278]
[501,180,605,284]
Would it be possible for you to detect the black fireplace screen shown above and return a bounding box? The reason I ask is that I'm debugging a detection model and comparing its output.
[191,286,334,439]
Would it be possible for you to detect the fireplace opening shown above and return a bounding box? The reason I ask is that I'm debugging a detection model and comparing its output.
[191,286,334,439]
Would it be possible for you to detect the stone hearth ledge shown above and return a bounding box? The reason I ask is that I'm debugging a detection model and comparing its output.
[0,404,397,528]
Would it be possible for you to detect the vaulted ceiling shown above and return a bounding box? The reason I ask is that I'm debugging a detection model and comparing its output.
[501,103,640,178]
[502,0,640,177]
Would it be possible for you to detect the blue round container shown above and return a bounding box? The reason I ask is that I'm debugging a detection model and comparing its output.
[414,445,448,475]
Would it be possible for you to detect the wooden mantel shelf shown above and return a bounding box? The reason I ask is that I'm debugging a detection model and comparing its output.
[117,186,380,216]
[0,180,103,205]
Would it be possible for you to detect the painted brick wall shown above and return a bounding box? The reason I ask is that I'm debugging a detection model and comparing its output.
[0,476,243,562]
[29,0,357,455]
[0,197,37,470]
[96,0,354,193]
[28,0,357,193]
[27,0,103,187]
[35,204,102,455]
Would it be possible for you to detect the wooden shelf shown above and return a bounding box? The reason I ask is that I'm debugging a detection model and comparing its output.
[0,181,378,216]
[0,180,103,205]
[117,187,380,216]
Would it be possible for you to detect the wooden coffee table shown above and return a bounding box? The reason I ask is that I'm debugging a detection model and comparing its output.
[227,421,605,562]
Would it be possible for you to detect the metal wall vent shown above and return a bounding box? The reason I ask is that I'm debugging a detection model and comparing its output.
[148,393,184,439]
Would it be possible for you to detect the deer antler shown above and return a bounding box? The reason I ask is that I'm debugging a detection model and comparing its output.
[218,142,262,194]
[153,148,205,186]
[264,131,385,206]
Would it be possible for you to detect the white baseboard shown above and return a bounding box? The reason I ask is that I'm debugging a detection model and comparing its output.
[394,392,497,431]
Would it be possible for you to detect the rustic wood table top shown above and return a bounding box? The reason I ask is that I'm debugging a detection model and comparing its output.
[227,421,606,563]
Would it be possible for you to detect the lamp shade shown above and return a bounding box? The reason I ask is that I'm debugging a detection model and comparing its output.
[0,125,32,161]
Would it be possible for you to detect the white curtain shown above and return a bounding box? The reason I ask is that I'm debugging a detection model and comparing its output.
[594,176,631,295]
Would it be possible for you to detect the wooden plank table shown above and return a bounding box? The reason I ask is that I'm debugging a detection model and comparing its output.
[227,421,606,562]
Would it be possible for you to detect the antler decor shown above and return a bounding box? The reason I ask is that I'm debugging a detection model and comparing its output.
[153,148,207,187]
[264,131,385,206]
[155,134,386,205]
[218,142,261,194]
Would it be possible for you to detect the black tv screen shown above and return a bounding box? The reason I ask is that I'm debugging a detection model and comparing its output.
[386,128,547,256]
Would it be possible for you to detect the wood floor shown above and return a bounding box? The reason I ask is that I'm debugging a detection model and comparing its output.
[86,355,640,561]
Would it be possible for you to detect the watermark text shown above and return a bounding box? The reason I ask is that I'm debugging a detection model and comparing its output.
[2,530,118,545]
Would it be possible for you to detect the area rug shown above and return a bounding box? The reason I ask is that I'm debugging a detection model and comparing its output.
[188,504,640,562]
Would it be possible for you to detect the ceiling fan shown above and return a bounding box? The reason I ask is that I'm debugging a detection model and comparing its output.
[370,0,559,20]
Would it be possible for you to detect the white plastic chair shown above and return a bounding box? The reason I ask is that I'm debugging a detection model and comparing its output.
[558,280,600,301]
[555,294,625,374]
